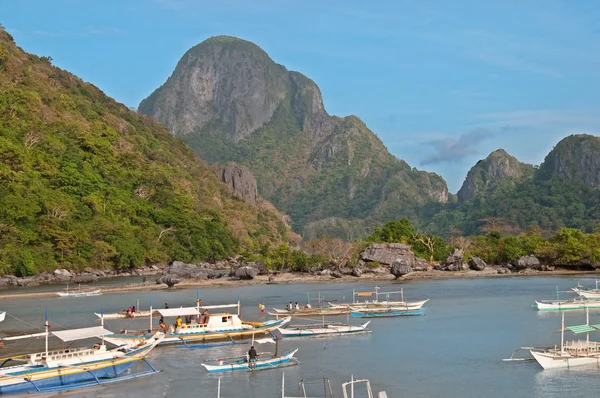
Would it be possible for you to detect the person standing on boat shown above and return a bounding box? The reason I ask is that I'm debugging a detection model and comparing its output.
[175,315,183,331]
[248,345,257,369]
[295,302,299,310]
[258,303,265,314]
[164,303,169,309]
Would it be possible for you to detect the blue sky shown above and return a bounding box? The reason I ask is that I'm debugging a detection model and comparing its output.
[3,0,600,192]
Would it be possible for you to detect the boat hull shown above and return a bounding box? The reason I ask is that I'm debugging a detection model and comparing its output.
[578,291,600,300]
[57,290,102,298]
[534,300,600,311]
[350,308,425,318]
[530,350,600,369]
[104,318,288,347]
[202,349,298,373]
[0,357,138,394]
[279,323,369,338]
[268,308,349,317]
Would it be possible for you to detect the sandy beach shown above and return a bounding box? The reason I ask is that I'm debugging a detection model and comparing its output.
[0,268,598,300]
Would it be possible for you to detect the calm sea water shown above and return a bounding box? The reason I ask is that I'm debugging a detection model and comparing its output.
[2,275,600,397]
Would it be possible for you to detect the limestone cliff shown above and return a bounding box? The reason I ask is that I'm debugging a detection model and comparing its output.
[139,36,447,238]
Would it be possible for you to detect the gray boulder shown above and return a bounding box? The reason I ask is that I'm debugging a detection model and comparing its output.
[156,276,181,288]
[514,255,540,270]
[330,270,343,278]
[351,268,363,277]
[413,258,430,272]
[16,277,39,287]
[469,256,487,271]
[164,261,208,280]
[390,256,414,278]
[72,273,99,283]
[53,269,72,281]
[359,243,414,266]
[444,249,464,266]
[235,266,258,280]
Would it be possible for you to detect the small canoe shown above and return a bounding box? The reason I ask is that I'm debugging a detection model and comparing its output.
[278,321,370,338]
[201,349,299,373]
[57,289,102,298]
[350,307,425,318]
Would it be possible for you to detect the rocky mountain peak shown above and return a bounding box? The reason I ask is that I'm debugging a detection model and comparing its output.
[537,134,600,188]
[457,149,534,202]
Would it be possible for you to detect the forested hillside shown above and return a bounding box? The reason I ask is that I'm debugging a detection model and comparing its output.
[0,28,292,275]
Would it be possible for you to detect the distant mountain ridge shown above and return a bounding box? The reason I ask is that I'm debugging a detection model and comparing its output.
[425,134,600,236]
[140,36,448,238]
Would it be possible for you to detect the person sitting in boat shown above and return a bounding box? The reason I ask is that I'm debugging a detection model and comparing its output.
[93,343,101,350]
[164,302,169,309]
[175,315,183,331]
[287,302,293,311]
[248,345,258,368]
[158,316,164,325]
[160,320,168,333]
[305,303,312,309]
[295,302,300,310]
[131,306,136,318]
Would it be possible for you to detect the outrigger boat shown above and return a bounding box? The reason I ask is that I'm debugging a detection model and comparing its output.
[281,373,388,398]
[57,284,101,298]
[278,321,371,338]
[103,301,290,347]
[0,312,163,394]
[573,280,600,300]
[506,308,600,369]
[534,298,600,311]
[350,307,425,318]
[201,336,299,373]
[0,312,5,323]
[329,287,429,311]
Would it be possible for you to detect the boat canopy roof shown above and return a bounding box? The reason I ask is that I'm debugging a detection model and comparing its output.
[566,324,600,334]
[156,307,200,317]
[52,326,113,342]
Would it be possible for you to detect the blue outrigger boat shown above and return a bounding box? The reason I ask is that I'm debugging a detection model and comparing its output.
[201,348,299,373]
[350,307,425,318]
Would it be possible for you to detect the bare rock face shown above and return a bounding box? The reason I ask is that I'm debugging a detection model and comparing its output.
[514,255,540,270]
[139,36,289,141]
[220,165,258,205]
[235,266,258,280]
[72,273,99,283]
[469,256,487,271]
[360,243,414,266]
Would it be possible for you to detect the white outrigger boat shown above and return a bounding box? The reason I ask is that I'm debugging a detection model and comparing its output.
[57,284,101,297]
[0,313,163,394]
[573,280,600,300]
[534,298,600,311]
[269,307,350,318]
[103,301,290,347]
[281,373,387,398]
[202,348,299,373]
[506,308,600,369]
[329,287,429,311]
[278,321,371,338]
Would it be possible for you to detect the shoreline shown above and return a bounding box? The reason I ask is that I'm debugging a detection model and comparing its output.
[0,268,598,300]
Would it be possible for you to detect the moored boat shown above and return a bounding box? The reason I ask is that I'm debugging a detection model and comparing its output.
[201,348,299,373]
[57,284,101,297]
[534,298,600,311]
[278,321,370,338]
[268,308,349,318]
[350,307,425,318]
[329,287,429,311]
[0,315,163,394]
[525,309,600,369]
[103,303,290,347]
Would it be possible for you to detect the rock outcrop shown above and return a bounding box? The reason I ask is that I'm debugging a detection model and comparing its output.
[469,256,487,271]
[513,255,540,270]
[235,266,258,280]
[360,243,415,266]
[390,258,413,278]
[220,165,258,205]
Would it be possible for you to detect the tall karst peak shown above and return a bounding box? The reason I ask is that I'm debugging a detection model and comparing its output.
[457,149,534,202]
[140,36,448,239]
[537,134,600,188]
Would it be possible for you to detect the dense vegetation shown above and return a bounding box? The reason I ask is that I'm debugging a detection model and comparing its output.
[0,29,291,276]
[363,218,600,268]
